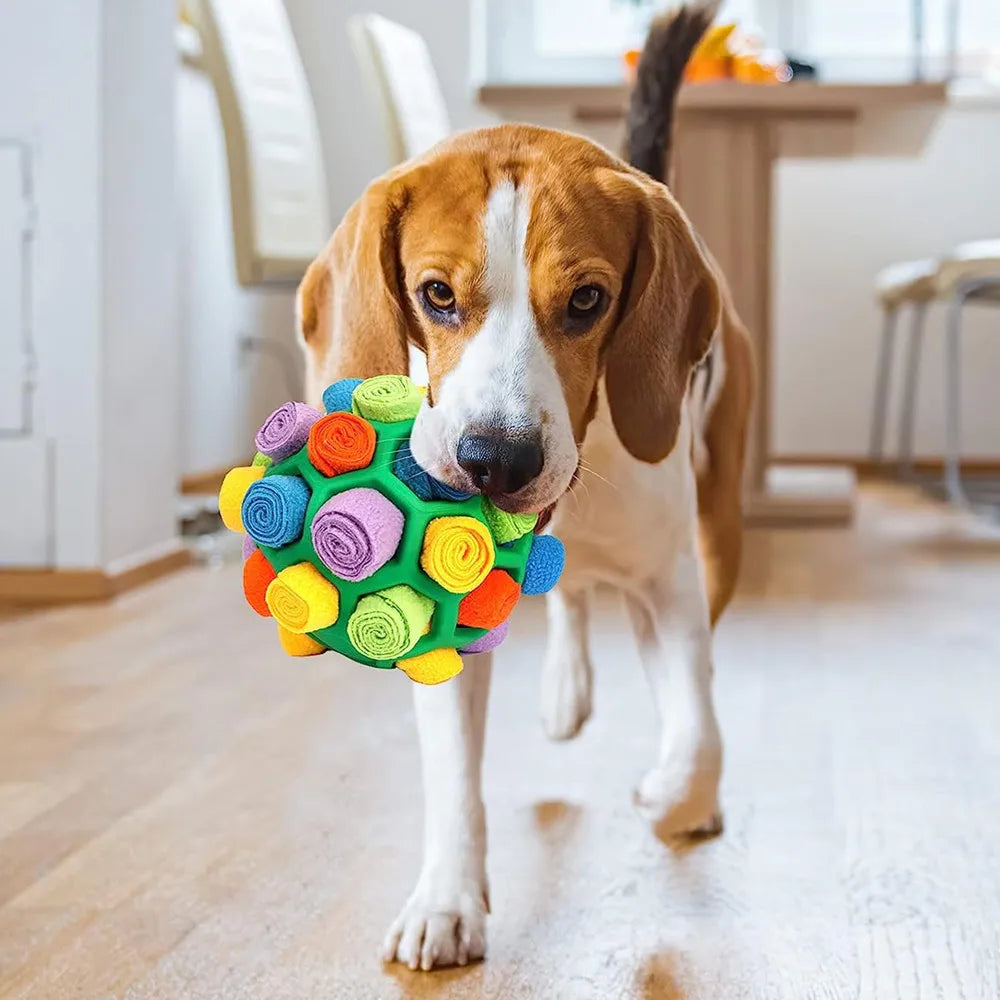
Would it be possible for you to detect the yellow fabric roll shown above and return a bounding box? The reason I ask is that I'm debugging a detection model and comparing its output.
[266,563,340,634]
[420,516,495,594]
[277,625,326,657]
[397,647,464,685]
[218,465,265,533]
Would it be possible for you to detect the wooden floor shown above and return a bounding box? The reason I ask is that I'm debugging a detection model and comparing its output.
[3,484,1000,1000]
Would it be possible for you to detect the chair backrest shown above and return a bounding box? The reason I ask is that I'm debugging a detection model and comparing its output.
[194,0,330,286]
[349,14,452,164]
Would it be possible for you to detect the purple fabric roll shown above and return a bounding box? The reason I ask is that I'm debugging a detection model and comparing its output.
[460,620,509,655]
[242,534,257,560]
[311,487,404,581]
[255,402,322,462]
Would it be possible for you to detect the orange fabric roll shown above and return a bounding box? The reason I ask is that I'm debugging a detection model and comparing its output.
[307,412,377,477]
[457,569,520,629]
[243,549,276,617]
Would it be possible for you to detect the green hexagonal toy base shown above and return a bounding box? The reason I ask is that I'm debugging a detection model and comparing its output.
[257,414,534,669]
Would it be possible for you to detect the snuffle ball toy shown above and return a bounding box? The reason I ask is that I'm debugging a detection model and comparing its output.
[218,375,565,685]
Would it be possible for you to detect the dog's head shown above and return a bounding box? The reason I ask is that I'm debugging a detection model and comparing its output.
[299,125,719,513]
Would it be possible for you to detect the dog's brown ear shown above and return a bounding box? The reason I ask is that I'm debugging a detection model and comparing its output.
[297,174,413,405]
[603,174,721,463]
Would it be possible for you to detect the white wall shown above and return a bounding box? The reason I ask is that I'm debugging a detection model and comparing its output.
[176,61,297,480]
[0,0,181,570]
[774,103,1000,459]
[101,0,180,566]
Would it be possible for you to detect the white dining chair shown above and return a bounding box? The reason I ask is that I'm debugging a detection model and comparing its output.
[348,14,452,164]
[869,241,1000,507]
[192,0,331,286]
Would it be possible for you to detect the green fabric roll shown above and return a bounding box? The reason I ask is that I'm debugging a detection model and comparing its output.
[352,375,423,423]
[252,451,273,469]
[347,584,435,659]
[481,499,537,545]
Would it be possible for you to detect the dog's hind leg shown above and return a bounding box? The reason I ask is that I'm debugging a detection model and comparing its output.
[540,584,594,741]
[382,654,491,971]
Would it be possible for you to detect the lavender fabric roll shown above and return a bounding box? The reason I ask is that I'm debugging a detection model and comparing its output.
[460,620,509,655]
[311,488,404,581]
[254,402,322,462]
[242,534,257,560]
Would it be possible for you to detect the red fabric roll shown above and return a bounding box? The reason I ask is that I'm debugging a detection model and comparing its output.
[457,569,520,629]
[243,549,277,617]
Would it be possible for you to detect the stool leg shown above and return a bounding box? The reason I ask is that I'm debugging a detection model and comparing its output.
[897,302,927,480]
[944,289,969,506]
[869,307,898,464]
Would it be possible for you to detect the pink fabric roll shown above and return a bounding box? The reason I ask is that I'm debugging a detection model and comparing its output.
[255,402,322,462]
[460,620,509,654]
[311,487,404,582]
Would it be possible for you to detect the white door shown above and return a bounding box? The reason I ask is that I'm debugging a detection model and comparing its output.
[0,141,49,567]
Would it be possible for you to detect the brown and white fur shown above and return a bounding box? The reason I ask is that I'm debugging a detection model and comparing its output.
[297,2,752,971]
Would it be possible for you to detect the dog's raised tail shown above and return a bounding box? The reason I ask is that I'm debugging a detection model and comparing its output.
[625,1,720,184]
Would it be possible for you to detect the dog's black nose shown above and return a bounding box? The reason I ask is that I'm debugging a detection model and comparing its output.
[456,434,544,496]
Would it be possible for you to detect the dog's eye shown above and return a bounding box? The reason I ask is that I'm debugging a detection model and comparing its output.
[568,285,604,319]
[423,281,456,313]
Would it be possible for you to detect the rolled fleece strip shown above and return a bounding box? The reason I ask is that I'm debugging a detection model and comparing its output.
[393,440,433,500]
[242,534,257,560]
[430,477,474,501]
[243,549,276,617]
[218,465,265,533]
[351,375,423,423]
[522,535,566,595]
[396,647,464,685]
[242,475,311,548]
[481,499,538,545]
[347,584,434,659]
[307,412,376,477]
[460,620,509,654]
[277,625,326,657]
[457,569,520,629]
[254,402,322,462]
[265,562,340,633]
[311,488,404,582]
[420,516,495,594]
[251,452,273,469]
[323,378,363,414]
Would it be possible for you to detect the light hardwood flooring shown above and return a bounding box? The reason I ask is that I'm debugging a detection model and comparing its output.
[2,484,999,999]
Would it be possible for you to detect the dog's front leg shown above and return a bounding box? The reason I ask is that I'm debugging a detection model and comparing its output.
[625,549,723,841]
[382,653,491,970]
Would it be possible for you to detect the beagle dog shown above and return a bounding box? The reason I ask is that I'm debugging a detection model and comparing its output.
[297,2,752,971]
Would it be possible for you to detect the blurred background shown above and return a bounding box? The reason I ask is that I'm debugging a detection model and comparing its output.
[2,2,1000,997]
[0,0,998,580]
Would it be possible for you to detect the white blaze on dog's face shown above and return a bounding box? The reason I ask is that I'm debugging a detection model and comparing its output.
[297,125,722,513]
[408,180,579,513]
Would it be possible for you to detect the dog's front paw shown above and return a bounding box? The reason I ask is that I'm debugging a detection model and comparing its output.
[540,646,593,741]
[633,748,722,841]
[382,874,488,971]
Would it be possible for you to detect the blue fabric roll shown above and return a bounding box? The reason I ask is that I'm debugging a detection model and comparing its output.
[522,534,565,595]
[393,440,433,499]
[429,476,474,501]
[242,475,311,548]
[322,378,364,414]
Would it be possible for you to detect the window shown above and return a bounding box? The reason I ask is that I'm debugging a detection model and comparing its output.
[481,0,1000,82]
